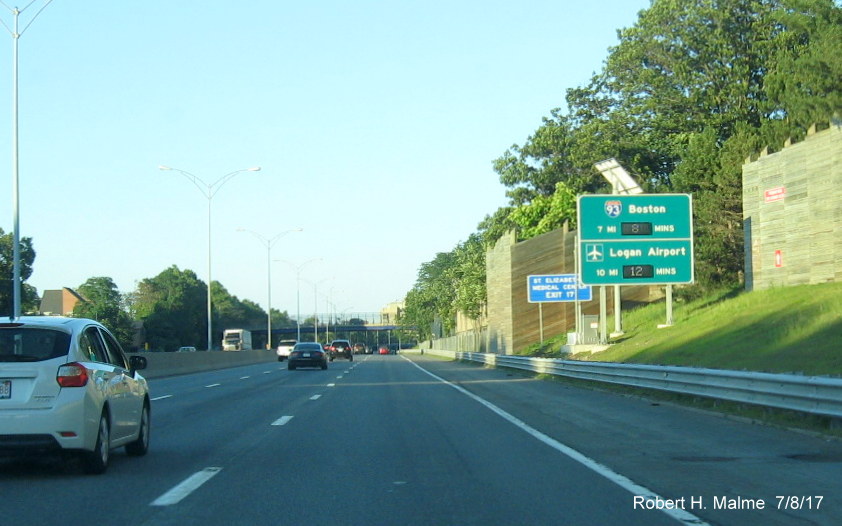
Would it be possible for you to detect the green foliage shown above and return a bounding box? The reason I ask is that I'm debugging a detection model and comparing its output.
[492,111,598,206]
[765,0,842,128]
[452,234,487,321]
[127,266,280,351]
[270,308,295,330]
[477,206,516,246]
[73,277,136,350]
[403,234,490,339]
[129,266,208,351]
[0,227,38,316]
[402,251,459,340]
[211,282,266,333]
[507,183,577,239]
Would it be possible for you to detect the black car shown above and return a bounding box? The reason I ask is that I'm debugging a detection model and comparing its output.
[327,339,353,361]
[288,342,328,370]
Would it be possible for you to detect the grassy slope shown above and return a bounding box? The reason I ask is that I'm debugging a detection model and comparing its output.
[578,282,842,376]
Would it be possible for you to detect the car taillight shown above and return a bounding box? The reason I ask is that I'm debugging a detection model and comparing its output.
[57,362,89,387]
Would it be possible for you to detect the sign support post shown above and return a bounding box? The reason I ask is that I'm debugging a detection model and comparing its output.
[599,286,607,344]
[664,284,674,327]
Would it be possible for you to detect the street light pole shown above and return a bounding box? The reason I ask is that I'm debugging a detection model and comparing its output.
[276,258,320,342]
[160,165,260,350]
[1,0,53,318]
[238,228,302,349]
[312,277,330,343]
[301,277,331,343]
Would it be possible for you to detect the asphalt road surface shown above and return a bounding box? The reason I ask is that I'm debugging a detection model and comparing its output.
[2,353,841,526]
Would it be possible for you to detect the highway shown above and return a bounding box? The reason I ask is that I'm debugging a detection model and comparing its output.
[1,353,841,525]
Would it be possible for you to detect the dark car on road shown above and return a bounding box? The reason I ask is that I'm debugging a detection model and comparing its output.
[288,342,328,370]
[327,339,353,361]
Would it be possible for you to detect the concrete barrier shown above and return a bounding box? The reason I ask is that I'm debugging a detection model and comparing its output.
[127,350,278,379]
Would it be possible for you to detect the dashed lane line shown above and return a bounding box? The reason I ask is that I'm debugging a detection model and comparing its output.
[151,467,222,506]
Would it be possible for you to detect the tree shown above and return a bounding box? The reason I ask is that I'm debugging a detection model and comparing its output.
[0,227,38,316]
[211,283,267,333]
[506,183,577,239]
[493,110,606,209]
[452,234,487,322]
[402,251,459,340]
[73,276,136,350]
[765,0,842,130]
[130,266,207,351]
[270,308,295,329]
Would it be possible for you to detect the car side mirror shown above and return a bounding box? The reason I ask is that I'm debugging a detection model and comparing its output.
[129,355,147,372]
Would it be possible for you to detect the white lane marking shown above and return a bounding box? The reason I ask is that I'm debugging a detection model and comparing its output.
[263,371,272,374]
[402,356,710,526]
[327,383,335,387]
[272,415,294,426]
[151,467,222,506]
[240,376,250,380]
[310,394,321,400]
[336,375,344,379]
[151,395,172,401]
[205,383,221,388]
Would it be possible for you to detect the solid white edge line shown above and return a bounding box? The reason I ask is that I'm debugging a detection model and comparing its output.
[402,355,709,526]
[151,467,222,506]
[272,415,294,426]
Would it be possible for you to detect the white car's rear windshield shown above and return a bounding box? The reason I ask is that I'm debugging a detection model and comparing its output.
[0,328,71,362]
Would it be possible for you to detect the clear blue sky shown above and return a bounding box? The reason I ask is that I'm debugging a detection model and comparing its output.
[0,0,651,316]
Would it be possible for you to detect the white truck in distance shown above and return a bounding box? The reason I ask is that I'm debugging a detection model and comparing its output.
[222,329,252,351]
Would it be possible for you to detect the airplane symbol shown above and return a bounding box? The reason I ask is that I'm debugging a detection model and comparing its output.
[586,244,604,262]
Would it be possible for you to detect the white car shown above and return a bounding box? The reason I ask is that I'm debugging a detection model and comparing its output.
[0,317,150,474]
[276,340,296,362]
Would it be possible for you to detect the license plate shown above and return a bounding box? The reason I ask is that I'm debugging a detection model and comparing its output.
[0,380,10,399]
[302,353,310,358]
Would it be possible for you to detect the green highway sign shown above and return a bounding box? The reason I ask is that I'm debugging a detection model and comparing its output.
[577,194,694,285]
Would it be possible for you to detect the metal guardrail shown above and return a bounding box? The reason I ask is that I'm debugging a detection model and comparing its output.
[417,349,842,419]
